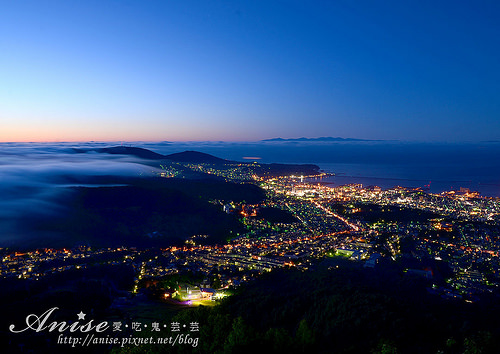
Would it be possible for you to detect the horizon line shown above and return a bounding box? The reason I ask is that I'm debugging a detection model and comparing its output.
[0,138,498,144]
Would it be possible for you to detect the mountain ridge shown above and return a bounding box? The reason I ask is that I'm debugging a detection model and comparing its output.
[72,146,230,163]
[71,146,321,176]
[262,137,383,142]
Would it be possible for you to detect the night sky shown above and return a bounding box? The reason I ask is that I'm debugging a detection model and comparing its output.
[1,0,499,142]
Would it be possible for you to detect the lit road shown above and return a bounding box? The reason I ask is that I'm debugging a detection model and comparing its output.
[312,201,360,231]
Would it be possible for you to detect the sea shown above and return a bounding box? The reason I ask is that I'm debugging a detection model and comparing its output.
[137,140,500,198]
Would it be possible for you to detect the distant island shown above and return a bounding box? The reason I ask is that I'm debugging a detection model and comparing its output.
[262,137,384,142]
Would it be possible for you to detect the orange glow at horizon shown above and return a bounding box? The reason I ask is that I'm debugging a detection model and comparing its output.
[0,125,266,143]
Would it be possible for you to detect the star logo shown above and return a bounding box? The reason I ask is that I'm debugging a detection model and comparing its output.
[77,311,86,320]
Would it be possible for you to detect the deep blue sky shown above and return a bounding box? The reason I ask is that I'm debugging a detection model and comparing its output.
[1,0,499,142]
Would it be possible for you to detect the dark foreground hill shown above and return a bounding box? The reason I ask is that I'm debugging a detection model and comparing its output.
[170,261,500,353]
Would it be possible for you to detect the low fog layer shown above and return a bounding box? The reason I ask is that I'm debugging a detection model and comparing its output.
[0,143,160,246]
